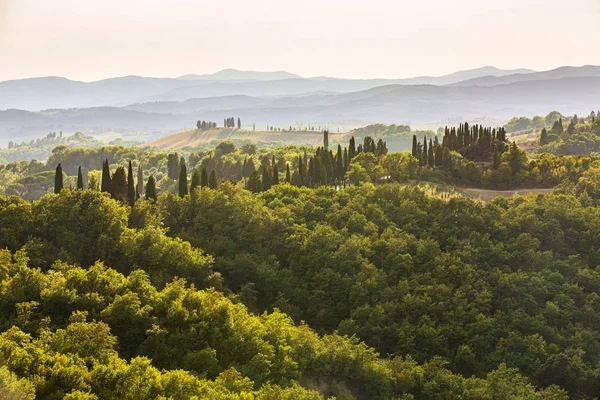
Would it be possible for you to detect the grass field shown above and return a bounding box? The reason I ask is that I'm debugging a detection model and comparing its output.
[410,180,554,202]
[145,128,352,150]
[457,187,554,201]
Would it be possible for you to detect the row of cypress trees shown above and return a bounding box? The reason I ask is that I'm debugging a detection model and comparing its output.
[100,160,151,205]
[245,134,388,192]
[54,132,386,198]
[411,123,509,168]
[55,160,157,203]
[178,157,218,198]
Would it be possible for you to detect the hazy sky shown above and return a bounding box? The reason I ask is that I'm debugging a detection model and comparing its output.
[1,0,599,81]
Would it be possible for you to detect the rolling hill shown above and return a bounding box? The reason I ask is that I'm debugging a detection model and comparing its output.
[145,127,348,150]
[450,65,600,87]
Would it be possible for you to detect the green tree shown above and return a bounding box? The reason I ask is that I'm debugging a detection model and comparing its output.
[54,163,63,194]
[349,136,356,159]
[273,164,279,185]
[0,365,35,400]
[427,139,434,168]
[209,170,218,189]
[101,160,111,193]
[201,168,208,188]
[127,160,135,206]
[110,166,127,202]
[190,169,201,193]
[502,142,528,176]
[412,134,418,158]
[346,163,369,186]
[77,166,84,190]
[137,164,144,197]
[246,171,262,193]
[540,128,549,146]
[285,163,291,183]
[262,166,272,191]
[421,136,428,166]
[178,160,188,198]
[145,175,157,200]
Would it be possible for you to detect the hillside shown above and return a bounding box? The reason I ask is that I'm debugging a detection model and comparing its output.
[145,127,351,150]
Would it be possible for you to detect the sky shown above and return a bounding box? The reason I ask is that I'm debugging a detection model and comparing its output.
[1,0,600,82]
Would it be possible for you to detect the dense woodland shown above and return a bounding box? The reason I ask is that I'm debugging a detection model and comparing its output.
[3,118,600,398]
[4,183,589,399]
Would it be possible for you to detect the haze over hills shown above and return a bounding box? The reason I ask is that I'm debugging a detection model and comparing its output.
[0,66,537,111]
[2,76,600,147]
[2,65,600,146]
[177,69,303,81]
[451,65,600,87]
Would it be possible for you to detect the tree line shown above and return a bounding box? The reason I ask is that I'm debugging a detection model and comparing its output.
[196,120,217,130]
[224,117,241,129]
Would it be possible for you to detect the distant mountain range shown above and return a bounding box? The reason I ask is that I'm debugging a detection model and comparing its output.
[1,65,600,146]
[450,65,600,87]
[0,66,540,111]
[177,69,303,81]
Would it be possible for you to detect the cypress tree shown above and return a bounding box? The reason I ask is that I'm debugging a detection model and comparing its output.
[237,118,241,129]
[493,148,501,170]
[201,168,208,188]
[540,128,549,146]
[190,169,201,193]
[77,166,84,190]
[412,134,418,158]
[145,175,157,200]
[298,155,304,186]
[428,139,434,168]
[306,157,314,188]
[421,137,428,166]
[167,153,179,179]
[127,160,135,206]
[209,169,218,189]
[262,166,272,191]
[434,137,443,167]
[178,160,188,197]
[101,160,111,193]
[343,148,349,172]
[273,164,279,185]
[54,163,63,194]
[285,163,291,183]
[349,136,356,159]
[137,164,144,197]
[243,158,256,177]
[323,130,329,150]
[246,171,262,193]
[336,144,343,181]
[111,166,127,202]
